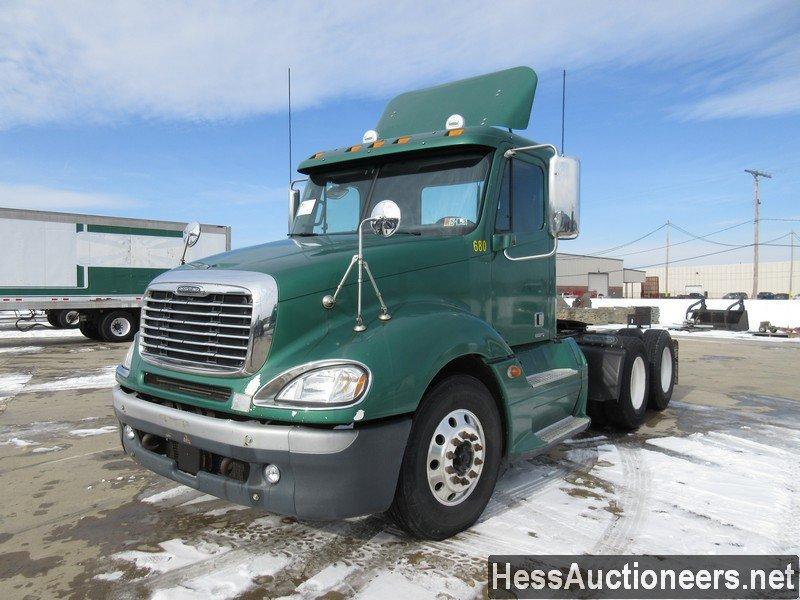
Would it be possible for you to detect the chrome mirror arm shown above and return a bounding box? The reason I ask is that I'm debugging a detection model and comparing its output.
[322,217,392,332]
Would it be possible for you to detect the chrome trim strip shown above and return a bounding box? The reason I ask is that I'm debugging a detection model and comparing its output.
[113,386,357,454]
[252,359,372,411]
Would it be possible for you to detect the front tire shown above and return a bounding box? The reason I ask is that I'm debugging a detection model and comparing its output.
[389,375,502,540]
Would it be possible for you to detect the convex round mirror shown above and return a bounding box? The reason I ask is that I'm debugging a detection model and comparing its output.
[183,221,201,247]
[369,200,401,237]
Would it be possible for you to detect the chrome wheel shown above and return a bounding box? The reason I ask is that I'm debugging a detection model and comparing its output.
[630,356,647,410]
[64,310,80,325]
[426,408,486,506]
[110,317,131,338]
[660,345,673,393]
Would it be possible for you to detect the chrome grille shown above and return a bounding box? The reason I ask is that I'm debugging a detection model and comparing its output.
[140,289,253,372]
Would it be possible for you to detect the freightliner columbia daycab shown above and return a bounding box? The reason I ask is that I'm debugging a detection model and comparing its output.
[114,67,677,540]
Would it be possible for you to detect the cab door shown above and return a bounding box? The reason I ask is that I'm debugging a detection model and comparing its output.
[489,155,554,346]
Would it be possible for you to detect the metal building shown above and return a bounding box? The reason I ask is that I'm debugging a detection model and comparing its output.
[646,261,798,298]
[556,253,645,298]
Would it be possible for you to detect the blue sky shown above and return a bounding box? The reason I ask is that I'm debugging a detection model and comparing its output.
[1,1,799,268]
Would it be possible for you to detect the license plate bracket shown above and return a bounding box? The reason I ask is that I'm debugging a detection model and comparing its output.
[176,443,201,475]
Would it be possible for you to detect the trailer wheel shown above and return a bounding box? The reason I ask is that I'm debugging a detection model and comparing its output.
[45,310,60,327]
[388,375,502,540]
[79,317,103,341]
[604,337,649,430]
[56,309,80,329]
[99,310,136,342]
[642,330,676,411]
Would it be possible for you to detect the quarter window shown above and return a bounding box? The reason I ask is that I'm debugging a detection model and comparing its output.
[495,160,545,234]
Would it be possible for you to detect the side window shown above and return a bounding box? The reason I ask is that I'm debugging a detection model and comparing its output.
[495,160,545,234]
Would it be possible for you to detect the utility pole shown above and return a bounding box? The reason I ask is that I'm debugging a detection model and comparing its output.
[791,231,796,297]
[744,169,772,298]
[665,221,670,297]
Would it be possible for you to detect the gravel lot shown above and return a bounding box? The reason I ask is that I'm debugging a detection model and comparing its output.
[1,323,799,599]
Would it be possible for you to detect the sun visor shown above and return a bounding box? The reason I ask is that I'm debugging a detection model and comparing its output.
[375,66,537,138]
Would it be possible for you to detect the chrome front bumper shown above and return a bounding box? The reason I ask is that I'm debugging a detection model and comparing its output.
[113,385,411,519]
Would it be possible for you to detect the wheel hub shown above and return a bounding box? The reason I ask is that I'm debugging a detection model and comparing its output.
[427,409,486,506]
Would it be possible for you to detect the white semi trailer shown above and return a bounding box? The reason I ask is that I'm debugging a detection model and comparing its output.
[0,208,230,341]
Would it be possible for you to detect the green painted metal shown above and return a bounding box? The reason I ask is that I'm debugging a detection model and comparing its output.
[0,266,164,297]
[120,68,584,459]
[87,224,183,237]
[375,66,537,138]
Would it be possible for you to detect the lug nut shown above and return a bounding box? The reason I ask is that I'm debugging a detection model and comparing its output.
[474,458,483,465]
[473,444,483,451]
[468,470,479,479]
[445,466,455,474]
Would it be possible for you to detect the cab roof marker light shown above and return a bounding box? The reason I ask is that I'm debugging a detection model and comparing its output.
[362,130,378,144]
[395,136,411,144]
[445,114,464,130]
[348,144,362,153]
[446,128,464,137]
[372,140,385,148]
[312,151,324,159]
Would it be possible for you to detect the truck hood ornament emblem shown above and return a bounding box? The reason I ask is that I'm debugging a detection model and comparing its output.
[176,285,205,296]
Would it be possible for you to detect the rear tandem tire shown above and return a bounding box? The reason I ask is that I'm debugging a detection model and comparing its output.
[45,310,60,327]
[603,337,650,430]
[642,329,676,411]
[388,375,502,540]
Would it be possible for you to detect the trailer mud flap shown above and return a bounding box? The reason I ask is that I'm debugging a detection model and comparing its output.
[578,344,625,402]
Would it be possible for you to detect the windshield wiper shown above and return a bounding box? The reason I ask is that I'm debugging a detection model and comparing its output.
[394,230,421,236]
[289,232,320,237]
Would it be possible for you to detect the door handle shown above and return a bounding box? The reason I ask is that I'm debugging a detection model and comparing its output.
[503,237,558,261]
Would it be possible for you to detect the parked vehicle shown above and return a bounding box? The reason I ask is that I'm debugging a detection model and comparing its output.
[757,292,776,300]
[0,209,229,341]
[723,292,748,300]
[774,293,790,300]
[113,68,678,540]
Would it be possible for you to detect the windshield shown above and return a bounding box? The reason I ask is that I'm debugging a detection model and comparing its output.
[291,150,492,236]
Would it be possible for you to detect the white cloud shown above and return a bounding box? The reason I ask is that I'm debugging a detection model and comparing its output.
[0,1,797,128]
[0,182,141,210]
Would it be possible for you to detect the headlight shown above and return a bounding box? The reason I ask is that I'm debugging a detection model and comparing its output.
[263,364,369,408]
[121,335,137,371]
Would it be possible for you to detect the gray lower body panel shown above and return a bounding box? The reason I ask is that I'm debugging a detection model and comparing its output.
[113,386,411,520]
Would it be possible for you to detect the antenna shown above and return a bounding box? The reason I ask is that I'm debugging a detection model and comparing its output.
[560,69,566,155]
[288,66,292,185]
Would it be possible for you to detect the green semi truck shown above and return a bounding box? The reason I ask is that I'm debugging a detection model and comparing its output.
[114,67,677,540]
[0,208,229,341]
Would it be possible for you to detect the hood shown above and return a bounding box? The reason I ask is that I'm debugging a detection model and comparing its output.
[190,234,471,301]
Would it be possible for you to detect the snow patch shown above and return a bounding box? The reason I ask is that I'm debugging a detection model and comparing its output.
[151,553,290,600]
[0,328,84,340]
[2,437,36,447]
[113,538,229,575]
[141,485,195,504]
[0,346,43,355]
[0,372,33,399]
[69,425,118,437]
[31,445,63,454]
[93,570,124,582]
[26,365,117,392]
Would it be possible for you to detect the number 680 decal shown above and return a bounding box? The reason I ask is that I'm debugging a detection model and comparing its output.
[472,240,487,252]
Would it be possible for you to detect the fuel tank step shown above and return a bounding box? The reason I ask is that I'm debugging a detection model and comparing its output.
[535,415,591,446]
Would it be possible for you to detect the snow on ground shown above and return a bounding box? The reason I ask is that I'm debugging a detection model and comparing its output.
[86,395,800,599]
[591,297,800,329]
[68,425,118,437]
[112,539,230,575]
[0,345,43,354]
[0,372,33,400]
[25,365,117,392]
[0,327,84,340]
[141,486,196,504]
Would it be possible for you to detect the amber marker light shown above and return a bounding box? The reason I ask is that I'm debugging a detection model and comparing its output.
[507,365,522,379]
